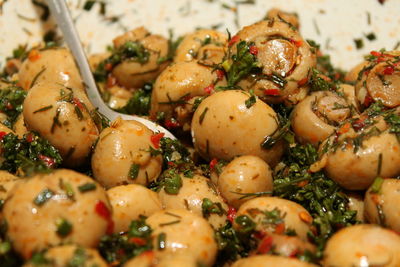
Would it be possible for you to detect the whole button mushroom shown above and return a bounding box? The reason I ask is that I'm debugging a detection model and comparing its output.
[215,155,273,209]
[364,178,400,232]
[23,82,99,167]
[191,90,284,167]
[18,48,84,91]
[3,169,112,259]
[323,224,400,267]
[91,119,163,188]
[231,255,318,267]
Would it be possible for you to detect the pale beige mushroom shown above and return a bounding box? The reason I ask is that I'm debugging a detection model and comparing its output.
[215,155,273,209]
[3,169,111,259]
[191,90,284,167]
[23,82,99,167]
[323,224,400,267]
[291,91,352,145]
[174,29,227,64]
[232,255,318,267]
[364,178,400,232]
[111,27,169,89]
[158,174,228,229]
[107,184,163,233]
[91,119,162,188]
[230,20,316,104]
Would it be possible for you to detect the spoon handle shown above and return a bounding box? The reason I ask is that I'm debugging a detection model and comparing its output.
[46,0,112,114]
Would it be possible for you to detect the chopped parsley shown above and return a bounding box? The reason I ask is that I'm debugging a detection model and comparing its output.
[78,183,96,193]
[128,164,140,180]
[33,188,54,206]
[55,218,73,237]
[201,198,226,218]
[0,85,26,128]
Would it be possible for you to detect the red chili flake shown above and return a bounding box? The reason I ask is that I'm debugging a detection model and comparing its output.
[253,231,266,240]
[257,235,273,254]
[95,200,114,234]
[249,45,258,55]
[352,118,366,131]
[274,222,285,234]
[167,161,176,167]
[363,95,374,107]
[141,250,155,259]
[28,49,41,62]
[105,63,113,71]
[290,39,303,47]
[264,89,280,96]
[0,131,7,140]
[209,158,218,170]
[383,65,395,75]
[370,51,382,58]
[72,98,84,110]
[216,69,225,80]
[297,77,308,86]
[228,35,240,47]
[150,133,164,149]
[107,75,117,88]
[164,119,180,129]
[337,122,351,135]
[5,102,13,110]
[227,206,237,223]
[129,237,147,246]
[38,154,56,167]
[289,249,299,258]
[204,84,215,94]
[25,133,35,143]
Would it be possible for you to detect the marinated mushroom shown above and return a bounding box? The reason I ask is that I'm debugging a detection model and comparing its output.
[364,178,400,232]
[323,224,400,267]
[234,197,313,242]
[109,27,170,89]
[107,184,163,233]
[291,91,352,145]
[231,255,318,267]
[355,50,400,109]
[3,169,111,259]
[91,119,163,188]
[174,29,227,64]
[228,20,316,104]
[191,90,284,166]
[146,209,217,266]
[23,82,99,167]
[23,245,108,267]
[215,155,273,209]
[18,48,83,91]
[158,173,228,229]
[150,60,226,127]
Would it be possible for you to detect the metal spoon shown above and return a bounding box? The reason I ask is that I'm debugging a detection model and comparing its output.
[46,0,175,139]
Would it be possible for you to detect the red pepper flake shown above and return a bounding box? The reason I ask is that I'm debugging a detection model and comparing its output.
[363,95,374,107]
[352,117,366,131]
[227,206,237,223]
[150,133,164,149]
[5,102,13,110]
[0,131,7,140]
[383,65,395,75]
[204,84,215,95]
[129,237,147,246]
[25,133,35,143]
[72,98,84,110]
[337,122,351,135]
[370,51,382,58]
[38,154,56,167]
[209,158,218,170]
[141,250,155,260]
[95,200,114,234]
[274,222,285,234]
[216,69,225,80]
[299,211,313,224]
[289,249,299,258]
[257,235,273,254]
[167,161,176,167]
[297,180,308,187]
[107,75,117,88]
[28,49,41,62]
[264,89,280,96]
[105,63,113,71]
[253,231,266,240]
[249,45,258,55]
[164,119,180,129]
[228,35,240,47]
[290,39,303,47]
[297,77,308,87]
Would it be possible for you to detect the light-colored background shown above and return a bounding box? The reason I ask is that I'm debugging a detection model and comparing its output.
[0,0,399,70]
